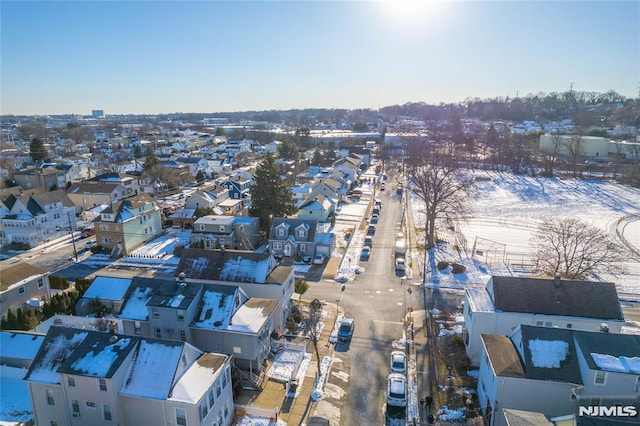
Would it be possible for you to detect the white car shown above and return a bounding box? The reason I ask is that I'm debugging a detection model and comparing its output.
[313,254,326,265]
[395,257,406,271]
[390,351,407,374]
[387,373,407,407]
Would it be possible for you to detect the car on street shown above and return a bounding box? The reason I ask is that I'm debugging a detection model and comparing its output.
[390,351,407,374]
[360,246,371,261]
[395,257,406,271]
[338,318,355,342]
[312,254,326,265]
[367,225,376,235]
[387,373,407,407]
[364,236,373,247]
[80,228,95,238]
[370,214,379,224]
[380,183,386,191]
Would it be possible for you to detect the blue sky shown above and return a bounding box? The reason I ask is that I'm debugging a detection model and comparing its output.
[1,1,638,115]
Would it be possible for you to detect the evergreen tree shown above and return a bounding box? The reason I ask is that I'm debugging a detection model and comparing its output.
[30,137,47,161]
[249,154,296,232]
[196,170,206,184]
[143,145,160,171]
[311,148,323,166]
[133,145,143,158]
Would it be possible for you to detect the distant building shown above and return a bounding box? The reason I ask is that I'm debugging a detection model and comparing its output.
[91,109,105,118]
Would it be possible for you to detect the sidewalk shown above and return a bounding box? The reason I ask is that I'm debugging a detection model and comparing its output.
[235,300,339,425]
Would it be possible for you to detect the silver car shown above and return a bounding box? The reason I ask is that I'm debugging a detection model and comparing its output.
[387,373,407,407]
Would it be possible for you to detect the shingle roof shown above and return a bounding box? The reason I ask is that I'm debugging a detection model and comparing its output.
[481,334,525,378]
[491,276,623,321]
[572,330,640,373]
[0,261,47,291]
[176,249,277,283]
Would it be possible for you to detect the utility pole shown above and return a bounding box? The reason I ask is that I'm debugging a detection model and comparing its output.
[67,211,78,262]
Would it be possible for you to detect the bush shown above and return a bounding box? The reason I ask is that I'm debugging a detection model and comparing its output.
[9,242,30,250]
[451,263,466,274]
[49,276,70,290]
[436,261,450,270]
[294,278,309,294]
[289,305,303,323]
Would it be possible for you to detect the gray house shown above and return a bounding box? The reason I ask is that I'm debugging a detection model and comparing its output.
[191,215,260,250]
[463,275,625,366]
[24,326,234,426]
[0,261,50,320]
[269,217,319,260]
[176,249,295,330]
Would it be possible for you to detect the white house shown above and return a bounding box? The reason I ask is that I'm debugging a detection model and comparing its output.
[477,325,640,426]
[24,326,235,426]
[463,275,624,366]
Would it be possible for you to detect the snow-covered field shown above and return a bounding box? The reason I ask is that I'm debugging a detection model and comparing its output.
[412,171,640,296]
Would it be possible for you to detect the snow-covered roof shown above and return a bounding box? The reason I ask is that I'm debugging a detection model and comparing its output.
[1,365,33,424]
[178,249,277,284]
[590,353,640,374]
[120,340,185,400]
[66,335,135,378]
[83,276,133,301]
[193,286,239,329]
[465,287,494,313]
[228,299,277,334]
[168,353,228,404]
[528,339,569,368]
[25,328,89,384]
[119,287,153,320]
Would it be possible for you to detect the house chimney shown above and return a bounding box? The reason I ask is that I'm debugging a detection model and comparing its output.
[600,323,609,333]
[554,273,561,289]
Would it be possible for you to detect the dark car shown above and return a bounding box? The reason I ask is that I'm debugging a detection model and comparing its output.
[360,246,371,261]
[367,225,376,235]
[338,318,355,342]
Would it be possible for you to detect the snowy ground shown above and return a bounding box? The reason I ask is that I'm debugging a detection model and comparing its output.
[410,171,640,295]
[234,414,287,426]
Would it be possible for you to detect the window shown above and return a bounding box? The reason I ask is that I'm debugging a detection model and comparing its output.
[545,321,552,327]
[18,286,25,295]
[216,383,221,397]
[102,404,112,421]
[223,404,229,419]
[50,422,58,426]
[273,242,282,250]
[68,377,76,387]
[182,354,187,367]
[45,389,55,405]
[99,224,110,231]
[179,330,186,341]
[86,401,96,409]
[37,278,44,288]
[535,321,543,326]
[208,389,215,408]
[134,321,141,335]
[635,376,640,393]
[200,403,208,421]
[155,328,161,338]
[101,237,111,244]
[200,224,205,231]
[152,310,160,319]
[299,243,306,252]
[277,229,285,237]
[297,229,305,238]
[177,310,184,321]
[567,323,573,329]
[219,225,225,232]
[175,408,187,426]
[71,400,80,413]
[99,378,107,391]
[222,371,227,389]
[595,370,606,385]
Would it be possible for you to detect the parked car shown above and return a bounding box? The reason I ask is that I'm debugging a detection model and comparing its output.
[380,183,386,191]
[360,246,371,261]
[364,236,373,247]
[387,373,408,407]
[390,351,407,374]
[80,228,95,238]
[313,254,326,265]
[395,257,406,271]
[338,318,355,342]
[367,225,376,235]
[370,214,379,224]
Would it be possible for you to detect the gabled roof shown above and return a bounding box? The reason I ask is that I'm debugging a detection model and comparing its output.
[491,276,623,321]
[176,157,205,164]
[67,182,122,195]
[24,327,90,384]
[519,325,582,384]
[176,249,279,284]
[269,217,319,240]
[31,189,75,209]
[0,261,47,291]
[572,330,640,374]
[298,194,333,211]
[168,353,228,404]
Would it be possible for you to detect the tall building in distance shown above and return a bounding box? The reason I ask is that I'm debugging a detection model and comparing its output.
[91,109,105,118]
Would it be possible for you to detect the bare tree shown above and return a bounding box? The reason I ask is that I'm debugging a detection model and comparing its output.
[304,299,323,377]
[541,134,564,177]
[564,135,585,178]
[531,217,625,279]
[405,139,473,248]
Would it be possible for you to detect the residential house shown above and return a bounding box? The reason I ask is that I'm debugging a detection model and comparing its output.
[309,178,347,202]
[296,194,335,223]
[220,176,251,200]
[191,215,260,250]
[0,331,46,424]
[185,186,230,211]
[94,193,162,256]
[176,157,208,177]
[332,156,360,182]
[66,182,129,210]
[291,182,313,203]
[24,326,235,426]
[176,249,295,330]
[88,172,141,195]
[1,189,77,246]
[0,261,50,319]
[170,208,197,229]
[477,325,640,426]
[269,217,318,260]
[115,276,276,373]
[463,275,625,366]
[74,276,134,316]
[314,231,336,258]
[14,167,66,191]
[217,198,246,216]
